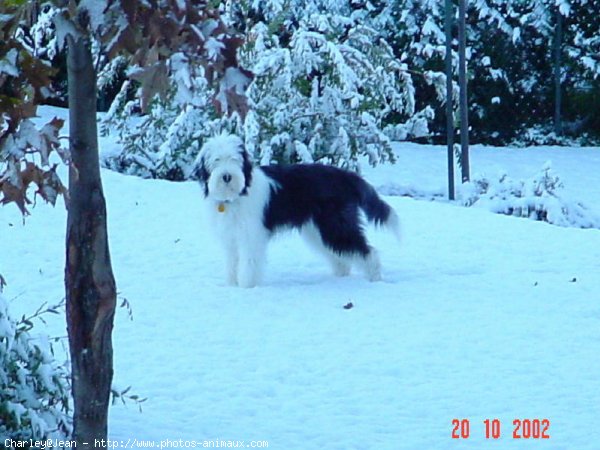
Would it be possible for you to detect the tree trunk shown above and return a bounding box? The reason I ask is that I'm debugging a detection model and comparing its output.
[445,0,455,200]
[65,34,116,448]
[458,0,470,182]
[553,10,563,135]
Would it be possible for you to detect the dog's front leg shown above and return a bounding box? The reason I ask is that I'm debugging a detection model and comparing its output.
[237,233,267,288]
[224,240,239,286]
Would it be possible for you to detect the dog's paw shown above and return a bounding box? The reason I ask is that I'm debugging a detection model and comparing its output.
[367,272,382,282]
[238,278,258,288]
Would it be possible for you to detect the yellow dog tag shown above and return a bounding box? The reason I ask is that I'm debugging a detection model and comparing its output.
[218,203,226,213]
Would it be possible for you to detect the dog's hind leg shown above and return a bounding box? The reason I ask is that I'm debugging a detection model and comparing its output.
[359,246,382,282]
[329,254,351,277]
[313,209,384,281]
[301,221,351,277]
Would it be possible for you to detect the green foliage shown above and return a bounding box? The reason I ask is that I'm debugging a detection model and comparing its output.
[3,0,29,7]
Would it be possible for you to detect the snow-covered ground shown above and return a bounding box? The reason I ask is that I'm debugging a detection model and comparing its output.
[2,107,600,449]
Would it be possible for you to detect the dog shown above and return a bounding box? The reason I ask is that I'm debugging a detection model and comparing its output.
[193,134,400,288]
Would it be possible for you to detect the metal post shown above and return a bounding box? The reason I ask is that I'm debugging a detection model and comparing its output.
[553,10,563,135]
[459,0,470,182]
[445,0,455,200]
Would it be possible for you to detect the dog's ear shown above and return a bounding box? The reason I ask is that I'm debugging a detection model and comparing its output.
[192,155,210,197]
[240,145,253,195]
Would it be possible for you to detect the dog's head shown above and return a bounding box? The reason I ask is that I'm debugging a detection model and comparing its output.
[193,134,253,202]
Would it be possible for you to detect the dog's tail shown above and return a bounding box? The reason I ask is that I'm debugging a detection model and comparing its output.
[359,182,401,241]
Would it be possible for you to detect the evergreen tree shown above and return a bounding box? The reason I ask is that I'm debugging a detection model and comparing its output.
[238,2,419,169]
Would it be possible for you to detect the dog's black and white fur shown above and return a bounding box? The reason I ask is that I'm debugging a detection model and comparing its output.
[194,134,400,288]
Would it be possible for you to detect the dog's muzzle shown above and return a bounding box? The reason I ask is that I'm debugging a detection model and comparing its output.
[208,165,245,203]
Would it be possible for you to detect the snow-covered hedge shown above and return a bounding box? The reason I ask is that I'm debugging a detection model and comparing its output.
[101,1,426,177]
[461,163,599,228]
[0,294,71,440]
[510,125,595,148]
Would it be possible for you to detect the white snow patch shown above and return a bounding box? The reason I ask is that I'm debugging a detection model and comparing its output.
[78,0,107,33]
[2,107,600,450]
[0,49,19,76]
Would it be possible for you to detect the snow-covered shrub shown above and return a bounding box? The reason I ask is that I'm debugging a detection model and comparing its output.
[103,1,426,176]
[383,106,436,142]
[461,163,599,228]
[103,86,198,180]
[0,294,71,440]
[510,124,587,147]
[240,11,418,169]
[101,72,241,180]
[101,51,244,180]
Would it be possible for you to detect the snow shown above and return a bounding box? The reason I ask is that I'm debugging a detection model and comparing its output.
[0,49,19,77]
[557,0,571,17]
[215,67,252,116]
[421,17,444,41]
[52,13,80,50]
[204,37,225,61]
[2,106,600,448]
[511,26,521,43]
[78,0,107,33]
